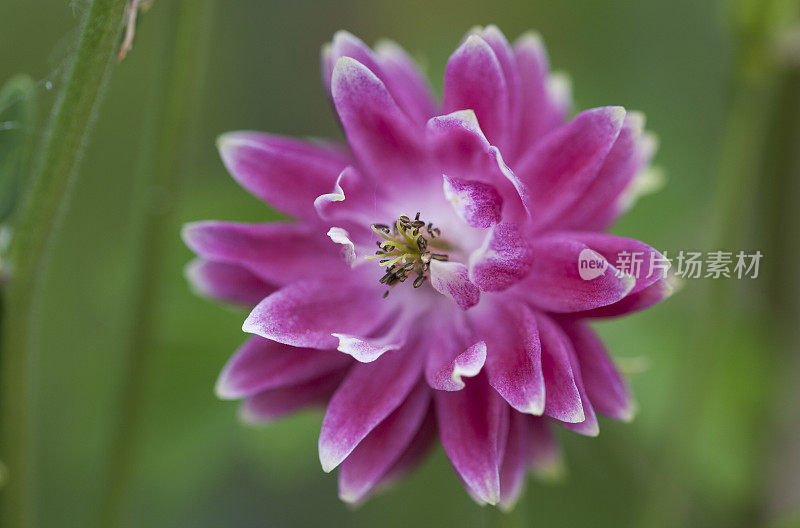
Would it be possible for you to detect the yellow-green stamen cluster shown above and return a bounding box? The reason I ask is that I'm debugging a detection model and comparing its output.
[367,213,449,298]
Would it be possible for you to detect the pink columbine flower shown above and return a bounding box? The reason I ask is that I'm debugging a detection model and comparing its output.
[183,26,670,508]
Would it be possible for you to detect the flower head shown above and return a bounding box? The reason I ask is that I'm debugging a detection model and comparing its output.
[183,26,670,508]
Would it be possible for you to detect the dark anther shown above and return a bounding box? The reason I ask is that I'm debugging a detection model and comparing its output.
[413,276,427,288]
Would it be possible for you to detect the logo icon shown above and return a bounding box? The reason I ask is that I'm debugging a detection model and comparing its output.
[578,248,608,280]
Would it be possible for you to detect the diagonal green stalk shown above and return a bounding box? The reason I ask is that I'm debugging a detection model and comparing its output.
[96,1,213,526]
[0,1,127,527]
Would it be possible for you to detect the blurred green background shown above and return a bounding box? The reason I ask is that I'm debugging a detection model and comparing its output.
[1,0,799,526]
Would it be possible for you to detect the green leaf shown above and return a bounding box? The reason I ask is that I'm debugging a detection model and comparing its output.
[0,75,35,221]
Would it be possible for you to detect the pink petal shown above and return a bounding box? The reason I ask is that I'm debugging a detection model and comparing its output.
[331,57,428,186]
[557,332,599,437]
[469,222,534,292]
[318,348,423,472]
[217,131,349,220]
[481,301,545,414]
[578,277,674,318]
[322,31,436,126]
[521,233,636,312]
[499,411,531,511]
[436,373,509,505]
[338,381,431,503]
[513,32,568,152]
[240,370,347,424]
[442,175,503,228]
[215,336,351,400]
[515,107,626,230]
[469,26,522,155]
[564,231,667,293]
[443,35,509,151]
[182,221,345,286]
[426,110,528,221]
[374,39,438,124]
[243,278,391,349]
[425,331,487,391]
[372,407,436,492]
[185,259,274,307]
[332,315,410,363]
[536,313,585,424]
[429,260,481,310]
[559,319,634,422]
[557,112,655,230]
[527,416,563,476]
[314,166,383,226]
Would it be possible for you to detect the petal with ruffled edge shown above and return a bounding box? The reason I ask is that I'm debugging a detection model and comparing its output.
[521,233,635,312]
[469,222,534,292]
[338,381,431,503]
[240,370,348,424]
[314,166,384,227]
[217,132,349,220]
[331,57,428,187]
[536,313,585,424]
[436,373,509,505]
[318,347,423,472]
[514,107,626,230]
[442,175,503,228]
[443,35,509,151]
[243,278,392,350]
[216,336,351,400]
[513,32,570,153]
[425,327,487,391]
[182,221,346,286]
[426,111,528,221]
[499,411,531,511]
[559,319,635,421]
[481,300,544,414]
[429,260,481,310]
[185,259,274,307]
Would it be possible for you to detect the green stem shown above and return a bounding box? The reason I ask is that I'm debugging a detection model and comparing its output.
[0,2,126,527]
[96,1,213,526]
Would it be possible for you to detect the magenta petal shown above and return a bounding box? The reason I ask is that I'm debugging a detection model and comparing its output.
[559,320,634,421]
[557,333,599,437]
[373,407,436,493]
[182,221,345,286]
[185,259,274,307]
[338,381,431,503]
[579,277,675,318]
[527,416,562,476]
[442,174,503,228]
[243,278,390,349]
[425,335,487,391]
[374,39,438,125]
[536,313,584,424]
[217,131,349,220]
[427,110,528,221]
[443,35,509,150]
[331,57,428,185]
[563,231,668,293]
[515,106,626,230]
[332,321,408,363]
[437,374,508,505]
[216,336,350,399]
[557,112,654,230]
[323,31,436,126]
[482,301,545,414]
[499,411,531,511]
[240,370,347,424]
[469,222,533,292]
[522,234,635,312]
[318,348,423,472]
[513,33,568,152]
[429,260,481,310]
[314,166,383,225]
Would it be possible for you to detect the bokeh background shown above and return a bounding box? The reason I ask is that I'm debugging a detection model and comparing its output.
[1,0,799,526]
